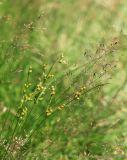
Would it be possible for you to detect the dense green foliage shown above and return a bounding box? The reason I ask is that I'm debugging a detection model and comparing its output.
[0,0,127,159]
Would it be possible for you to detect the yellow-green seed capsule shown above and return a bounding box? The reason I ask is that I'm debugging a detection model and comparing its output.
[58,104,65,110]
[74,91,81,100]
[28,66,33,73]
[59,54,67,64]
[51,86,55,96]
[46,108,53,116]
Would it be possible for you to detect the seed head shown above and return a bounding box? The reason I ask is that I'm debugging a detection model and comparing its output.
[46,108,53,116]
[36,83,46,93]
[58,104,65,110]
[51,85,55,96]
[59,54,67,64]
[28,66,33,73]
[74,91,81,100]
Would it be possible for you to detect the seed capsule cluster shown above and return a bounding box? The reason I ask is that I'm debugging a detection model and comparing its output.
[50,85,55,96]
[74,91,81,100]
[22,93,33,102]
[74,86,86,100]
[36,82,46,92]
[28,66,32,73]
[46,108,53,116]
[59,54,67,64]
[58,104,65,110]
[17,106,28,120]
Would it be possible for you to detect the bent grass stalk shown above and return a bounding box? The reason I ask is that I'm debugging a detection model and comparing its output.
[9,59,59,155]
[17,58,58,133]
[3,67,32,159]
[22,83,108,149]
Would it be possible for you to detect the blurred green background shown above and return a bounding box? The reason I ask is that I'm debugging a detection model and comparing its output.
[0,0,127,159]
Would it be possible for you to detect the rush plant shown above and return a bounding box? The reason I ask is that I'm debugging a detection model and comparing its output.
[1,0,127,160]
